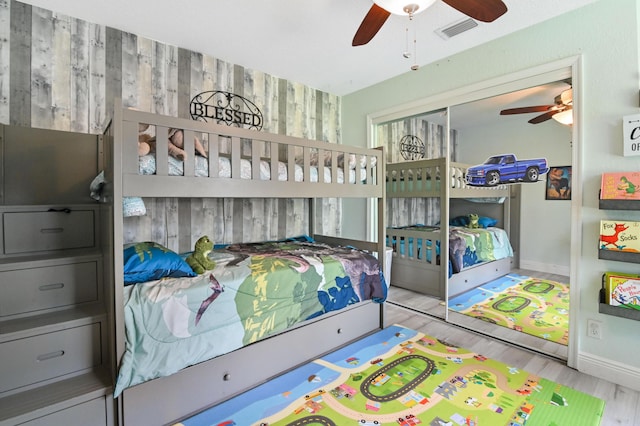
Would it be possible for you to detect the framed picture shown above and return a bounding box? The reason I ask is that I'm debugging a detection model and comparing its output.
[546,166,572,200]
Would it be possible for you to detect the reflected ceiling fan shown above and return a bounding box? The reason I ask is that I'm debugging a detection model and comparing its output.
[500,88,573,125]
[352,0,508,46]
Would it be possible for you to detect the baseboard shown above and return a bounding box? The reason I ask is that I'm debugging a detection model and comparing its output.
[577,351,640,392]
[519,260,570,277]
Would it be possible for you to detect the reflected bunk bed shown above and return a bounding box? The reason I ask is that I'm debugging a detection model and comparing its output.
[102,103,386,426]
[386,157,514,299]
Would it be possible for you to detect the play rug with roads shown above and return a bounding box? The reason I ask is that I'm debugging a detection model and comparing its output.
[448,274,570,346]
[174,324,603,426]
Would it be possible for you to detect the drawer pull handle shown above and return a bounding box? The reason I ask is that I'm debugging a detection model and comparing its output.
[223,373,231,381]
[37,350,65,362]
[40,228,64,234]
[47,208,71,214]
[39,283,65,291]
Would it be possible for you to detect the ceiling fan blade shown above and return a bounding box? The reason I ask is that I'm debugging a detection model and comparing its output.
[528,110,559,124]
[442,0,507,22]
[500,106,554,115]
[352,4,391,46]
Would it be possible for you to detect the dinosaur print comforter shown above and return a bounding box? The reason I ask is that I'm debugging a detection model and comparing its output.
[114,240,386,397]
[387,225,513,275]
[448,226,513,273]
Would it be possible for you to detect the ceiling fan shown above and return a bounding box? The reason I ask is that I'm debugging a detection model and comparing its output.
[352,0,508,46]
[500,88,573,125]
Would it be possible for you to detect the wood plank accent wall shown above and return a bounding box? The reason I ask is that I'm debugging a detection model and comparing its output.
[1,1,343,253]
[377,116,458,228]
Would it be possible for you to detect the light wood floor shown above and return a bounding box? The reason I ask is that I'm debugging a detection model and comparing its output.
[384,302,640,425]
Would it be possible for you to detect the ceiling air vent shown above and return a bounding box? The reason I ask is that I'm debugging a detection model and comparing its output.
[435,18,478,40]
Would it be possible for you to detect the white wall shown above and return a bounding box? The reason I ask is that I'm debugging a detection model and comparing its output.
[342,0,640,389]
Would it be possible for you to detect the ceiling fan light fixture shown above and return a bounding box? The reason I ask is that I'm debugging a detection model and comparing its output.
[373,0,436,16]
[552,108,573,126]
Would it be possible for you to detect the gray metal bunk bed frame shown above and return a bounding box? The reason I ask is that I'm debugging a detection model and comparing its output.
[385,157,513,299]
[102,102,386,426]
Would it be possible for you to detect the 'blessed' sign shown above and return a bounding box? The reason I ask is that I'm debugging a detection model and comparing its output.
[190,91,263,131]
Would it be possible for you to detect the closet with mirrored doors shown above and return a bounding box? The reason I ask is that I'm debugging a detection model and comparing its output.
[377,59,579,364]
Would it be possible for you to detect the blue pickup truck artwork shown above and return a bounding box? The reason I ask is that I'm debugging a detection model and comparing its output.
[465,153,549,186]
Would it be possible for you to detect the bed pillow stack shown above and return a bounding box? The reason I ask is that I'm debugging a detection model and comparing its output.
[450,215,498,228]
[123,241,196,285]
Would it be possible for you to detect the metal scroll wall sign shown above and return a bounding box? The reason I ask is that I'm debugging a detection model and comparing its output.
[399,135,425,160]
[190,91,264,131]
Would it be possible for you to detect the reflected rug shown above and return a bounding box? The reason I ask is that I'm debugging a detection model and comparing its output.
[175,324,603,426]
[449,274,570,345]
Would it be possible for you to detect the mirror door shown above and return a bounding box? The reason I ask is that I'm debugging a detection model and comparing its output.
[374,59,579,363]
[447,81,572,360]
[381,108,450,319]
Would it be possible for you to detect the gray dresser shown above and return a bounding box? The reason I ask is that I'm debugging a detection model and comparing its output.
[0,125,113,426]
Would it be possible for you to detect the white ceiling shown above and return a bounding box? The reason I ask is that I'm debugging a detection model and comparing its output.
[20,0,596,96]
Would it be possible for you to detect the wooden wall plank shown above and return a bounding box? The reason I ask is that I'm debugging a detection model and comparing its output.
[121,32,137,108]
[70,17,89,132]
[189,51,203,103]
[217,58,233,92]
[89,23,106,133]
[201,55,216,93]
[151,40,167,115]
[222,198,234,243]
[177,198,191,252]
[51,11,71,131]
[165,45,178,117]
[136,36,152,111]
[315,90,323,142]
[105,27,122,122]
[177,47,190,119]
[277,78,287,135]
[0,0,11,124]
[30,6,52,128]
[9,0,30,126]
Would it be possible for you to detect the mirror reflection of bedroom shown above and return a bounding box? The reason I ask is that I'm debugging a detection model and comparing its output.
[383,78,572,361]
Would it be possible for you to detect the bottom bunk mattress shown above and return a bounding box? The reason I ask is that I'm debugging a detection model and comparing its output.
[387,225,513,274]
[114,238,387,397]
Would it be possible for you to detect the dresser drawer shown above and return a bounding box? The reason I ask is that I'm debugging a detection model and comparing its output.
[0,262,98,317]
[18,397,107,426]
[0,323,102,393]
[3,210,95,254]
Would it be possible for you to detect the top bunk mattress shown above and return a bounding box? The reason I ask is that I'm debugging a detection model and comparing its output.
[108,106,384,199]
[138,153,371,184]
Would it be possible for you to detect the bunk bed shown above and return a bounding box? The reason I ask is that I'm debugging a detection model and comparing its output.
[385,157,513,299]
[102,104,386,426]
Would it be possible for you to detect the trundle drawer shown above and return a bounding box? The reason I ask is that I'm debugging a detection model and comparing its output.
[3,210,95,254]
[0,323,102,393]
[0,262,98,317]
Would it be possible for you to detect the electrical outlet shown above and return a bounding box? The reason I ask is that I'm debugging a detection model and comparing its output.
[587,319,602,339]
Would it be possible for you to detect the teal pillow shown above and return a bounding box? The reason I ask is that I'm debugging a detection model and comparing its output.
[123,242,195,285]
[478,216,498,228]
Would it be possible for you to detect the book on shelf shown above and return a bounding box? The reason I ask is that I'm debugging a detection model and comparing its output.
[600,172,640,200]
[603,271,640,310]
[599,220,640,253]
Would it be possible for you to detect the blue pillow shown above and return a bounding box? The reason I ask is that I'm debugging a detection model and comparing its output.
[123,242,195,285]
[478,216,498,228]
